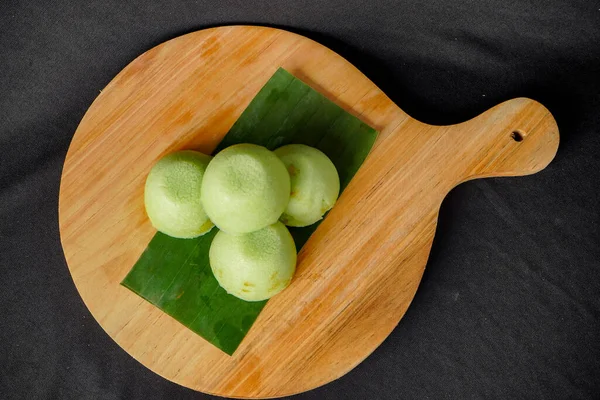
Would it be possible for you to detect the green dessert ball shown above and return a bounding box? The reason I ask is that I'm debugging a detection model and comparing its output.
[209,221,297,301]
[274,144,340,227]
[201,143,291,234]
[144,150,214,238]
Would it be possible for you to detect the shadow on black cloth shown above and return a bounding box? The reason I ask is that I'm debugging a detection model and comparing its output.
[1,0,599,399]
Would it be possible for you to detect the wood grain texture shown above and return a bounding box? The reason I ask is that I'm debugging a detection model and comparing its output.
[58,26,559,398]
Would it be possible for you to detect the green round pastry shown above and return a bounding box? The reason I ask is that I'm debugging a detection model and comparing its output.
[274,144,340,227]
[201,144,291,234]
[209,221,297,301]
[144,150,214,238]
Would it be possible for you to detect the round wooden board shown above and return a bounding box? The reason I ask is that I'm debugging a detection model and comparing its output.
[59,26,559,398]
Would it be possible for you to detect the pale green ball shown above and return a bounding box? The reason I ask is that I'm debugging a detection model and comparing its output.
[274,144,340,227]
[201,144,291,234]
[144,150,214,238]
[209,221,297,301]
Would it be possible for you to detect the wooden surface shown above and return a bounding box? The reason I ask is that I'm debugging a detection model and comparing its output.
[58,26,559,398]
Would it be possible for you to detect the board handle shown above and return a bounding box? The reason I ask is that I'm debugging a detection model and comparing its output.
[454,97,559,182]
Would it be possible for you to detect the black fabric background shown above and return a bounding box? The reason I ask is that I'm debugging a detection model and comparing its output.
[1,1,599,399]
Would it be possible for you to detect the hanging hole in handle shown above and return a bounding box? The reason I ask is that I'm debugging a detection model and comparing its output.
[511,130,525,142]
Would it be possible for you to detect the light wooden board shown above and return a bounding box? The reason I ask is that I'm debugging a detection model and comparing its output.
[58,26,559,398]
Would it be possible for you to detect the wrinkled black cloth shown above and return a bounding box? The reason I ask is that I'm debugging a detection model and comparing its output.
[1,1,599,399]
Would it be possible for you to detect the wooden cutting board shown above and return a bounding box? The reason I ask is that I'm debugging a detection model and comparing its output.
[59,25,559,398]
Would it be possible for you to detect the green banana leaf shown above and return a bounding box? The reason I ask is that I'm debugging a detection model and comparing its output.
[121,68,378,355]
